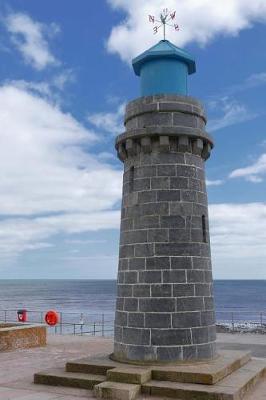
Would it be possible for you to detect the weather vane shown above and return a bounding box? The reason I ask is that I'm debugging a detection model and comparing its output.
[149,8,179,41]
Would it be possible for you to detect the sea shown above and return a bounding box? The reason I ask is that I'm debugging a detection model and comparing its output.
[1,280,266,332]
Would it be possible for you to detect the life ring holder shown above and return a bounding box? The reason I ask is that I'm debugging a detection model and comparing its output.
[45,310,59,326]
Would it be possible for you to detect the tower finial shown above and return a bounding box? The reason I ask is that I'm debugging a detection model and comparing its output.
[148,8,179,40]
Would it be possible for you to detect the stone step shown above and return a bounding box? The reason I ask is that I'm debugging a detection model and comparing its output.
[107,366,151,384]
[34,368,106,390]
[94,381,140,400]
[65,350,250,385]
[217,359,266,398]
[66,356,117,375]
[152,350,251,385]
[141,359,266,400]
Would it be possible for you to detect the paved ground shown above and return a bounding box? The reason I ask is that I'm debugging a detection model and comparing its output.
[217,332,266,357]
[216,333,266,399]
[0,335,113,399]
[0,333,266,399]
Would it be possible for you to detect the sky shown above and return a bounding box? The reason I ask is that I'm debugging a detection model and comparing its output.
[0,0,265,279]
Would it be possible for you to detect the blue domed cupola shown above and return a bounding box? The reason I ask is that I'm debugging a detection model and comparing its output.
[132,40,196,96]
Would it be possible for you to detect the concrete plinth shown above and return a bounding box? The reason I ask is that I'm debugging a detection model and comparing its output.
[94,381,140,400]
[34,350,266,400]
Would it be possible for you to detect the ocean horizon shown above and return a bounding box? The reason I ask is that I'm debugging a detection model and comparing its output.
[1,280,266,325]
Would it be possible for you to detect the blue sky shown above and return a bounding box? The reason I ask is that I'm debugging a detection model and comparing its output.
[0,0,265,279]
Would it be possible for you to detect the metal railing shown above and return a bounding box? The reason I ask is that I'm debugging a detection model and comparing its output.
[216,310,266,333]
[0,309,114,336]
[2,308,266,335]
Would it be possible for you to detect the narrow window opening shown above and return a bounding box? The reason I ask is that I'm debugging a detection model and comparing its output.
[129,166,134,193]
[202,215,207,243]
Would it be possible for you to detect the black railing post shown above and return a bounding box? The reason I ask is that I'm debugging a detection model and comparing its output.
[80,313,84,336]
[102,314,104,337]
[231,312,235,331]
[60,312,63,334]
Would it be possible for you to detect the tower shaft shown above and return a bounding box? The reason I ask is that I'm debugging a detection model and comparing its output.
[113,95,216,363]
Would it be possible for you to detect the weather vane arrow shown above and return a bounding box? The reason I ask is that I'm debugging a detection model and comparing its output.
[149,8,179,40]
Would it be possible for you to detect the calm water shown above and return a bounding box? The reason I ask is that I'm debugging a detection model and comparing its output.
[0,280,266,324]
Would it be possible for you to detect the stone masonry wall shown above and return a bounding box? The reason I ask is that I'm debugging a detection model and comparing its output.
[0,324,46,351]
[113,95,216,363]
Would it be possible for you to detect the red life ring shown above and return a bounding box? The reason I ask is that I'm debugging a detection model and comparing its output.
[45,310,59,326]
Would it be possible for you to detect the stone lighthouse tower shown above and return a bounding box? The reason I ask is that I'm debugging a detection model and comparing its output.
[34,31,266,400]
[113,40,216,363]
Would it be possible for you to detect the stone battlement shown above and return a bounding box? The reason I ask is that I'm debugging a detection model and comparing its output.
[116,95,213,162]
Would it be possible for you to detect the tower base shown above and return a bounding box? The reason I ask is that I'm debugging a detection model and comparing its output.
[34,350,266,400]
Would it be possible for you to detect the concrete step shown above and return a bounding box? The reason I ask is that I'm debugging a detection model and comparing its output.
[152,350,251,385]
[34,368,106,390]
[142,359,266,400]
[107,366,151,384]
[65,350,250,385]
[66,356,117,375]
[94,381,140,400]
[218,359,266,399]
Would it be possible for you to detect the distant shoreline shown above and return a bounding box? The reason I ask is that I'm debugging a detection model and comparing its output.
[1,279,266,281]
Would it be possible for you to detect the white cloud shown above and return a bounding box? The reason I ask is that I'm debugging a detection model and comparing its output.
[0,212,120,258]
[229,153,266,182]
[6,79,52,99]
[207,98,257,132]
[210,203,266,259]
[0,84,264,278]
[87,103,125,135]
[6,73,76,107]
[226,71,266,95]
[60,255,117,261]
[107,0,266,63]
[245,72,266,88]
[98,152,117,162]
[206,179,224,186]
[209,203,266,278]
[52,69,76,91]
[6,68,76,106]
[0,85,264,279]
[0,83,122,257]
[207,71,266,99]
[65,239,107,245]
[5,12,59,70]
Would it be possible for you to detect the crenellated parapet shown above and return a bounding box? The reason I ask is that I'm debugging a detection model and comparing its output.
[116,95,213,162]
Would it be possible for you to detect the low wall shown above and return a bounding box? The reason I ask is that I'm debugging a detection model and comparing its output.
[0,323,46,351]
